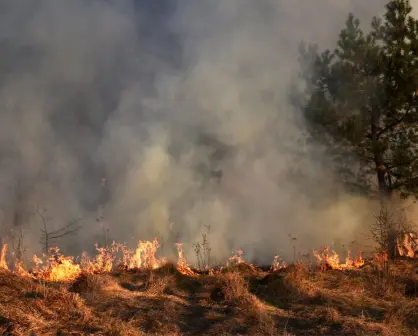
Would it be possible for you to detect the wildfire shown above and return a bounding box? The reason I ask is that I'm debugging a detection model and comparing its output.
[48,258,81,281]
[270,255,287,271]
[32,248,81,282]
[15,261,32,277]
[130,238,163,269]
[0,244,8,270]
[313,247,364,270]
[0,238,198,280]
[176,242,195,276]
[227,249,246,266]
[81,243,118,273]
[397,233,418,258]
[0,236,385,282]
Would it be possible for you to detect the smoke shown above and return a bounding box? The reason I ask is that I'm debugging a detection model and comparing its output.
[0,0,392,263]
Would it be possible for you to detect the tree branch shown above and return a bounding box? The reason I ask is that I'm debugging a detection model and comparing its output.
[376,105,413,138]
[391,175,418,190]
[387,155,418,170]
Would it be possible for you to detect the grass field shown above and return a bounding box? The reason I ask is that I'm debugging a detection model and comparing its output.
[0,254,417,336]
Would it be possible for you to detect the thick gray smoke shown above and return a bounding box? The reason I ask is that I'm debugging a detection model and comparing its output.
[0,0,395,264]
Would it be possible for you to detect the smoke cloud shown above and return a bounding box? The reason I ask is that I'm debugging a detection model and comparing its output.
[0,0,395,264]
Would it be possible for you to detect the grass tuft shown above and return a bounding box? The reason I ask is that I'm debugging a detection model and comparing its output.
[0,259,417,335]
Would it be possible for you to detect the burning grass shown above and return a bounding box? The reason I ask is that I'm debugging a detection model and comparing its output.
[0,239,418,335]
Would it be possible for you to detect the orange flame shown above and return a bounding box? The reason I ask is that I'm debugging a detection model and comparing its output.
[397,233,418,258]
[313,247,364,270]
[130,238,163,269]
[227,249,245,266]
[32,248,81,282]
[15,261,32,277]
[81,243,119,273]
[176,242,195,276]
[0,237,383,282]
[270,255,287,271]
[0,244,8,270]
[48,257,81,282]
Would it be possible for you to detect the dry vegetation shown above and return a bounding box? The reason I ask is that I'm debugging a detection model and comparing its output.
[0,256,418,336]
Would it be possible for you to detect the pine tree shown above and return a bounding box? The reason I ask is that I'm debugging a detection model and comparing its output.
[298,0,418,257]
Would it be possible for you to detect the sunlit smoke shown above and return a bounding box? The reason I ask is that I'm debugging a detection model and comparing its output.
[0,0,396,265]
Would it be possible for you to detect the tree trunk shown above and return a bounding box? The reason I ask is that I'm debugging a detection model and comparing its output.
[371,109,397,259]
[376,164,397,259]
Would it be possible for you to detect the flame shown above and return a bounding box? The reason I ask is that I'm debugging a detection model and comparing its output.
[15,261,32,277]
[32,248,81,282]
[175,242,195,276]
[313,247,364,270]
[397,233,418,258]
[345,249,365,268]
[130,238,163,269]
[48,257,81,282]
[0,244,8,270]
[81,243,118,273]
[32,254,43,275]
[227,249,245,266]
[0,238,169,279]
[81,239,167,272]
[0,237,381,281]
[270,255,287,271]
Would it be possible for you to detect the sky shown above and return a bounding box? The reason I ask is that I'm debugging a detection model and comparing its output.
[0,0,410,263]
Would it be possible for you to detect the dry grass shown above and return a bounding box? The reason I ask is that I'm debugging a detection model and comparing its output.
[0,259,417,335]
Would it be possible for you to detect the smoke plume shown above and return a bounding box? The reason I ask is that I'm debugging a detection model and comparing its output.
[0,0,394,264]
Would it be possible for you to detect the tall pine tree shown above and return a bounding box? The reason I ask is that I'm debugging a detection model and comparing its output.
[299,0,418,257]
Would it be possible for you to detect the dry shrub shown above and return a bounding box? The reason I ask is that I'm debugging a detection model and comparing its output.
[254,262,318,307]
[130,297,183,335]
[145,273,175,296]
[285,262,309,276]
[370,204,415,259]
[281,262,309,288]
[121,263,182,295]
[153,262,179,276]
[282,263,322,302]
[337,275,367,296]
[103,319,145,336]
[383,302,418,335]
[384,308,408,335]
[221,272,251,303]
[0,315,13,335]
[402,302,418,331]
[219,272,276,334]
[325,306,340,323]
[221,262,259,277]
[0,269,31,291]
[70,273,117,293]
[362,266,405,299]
